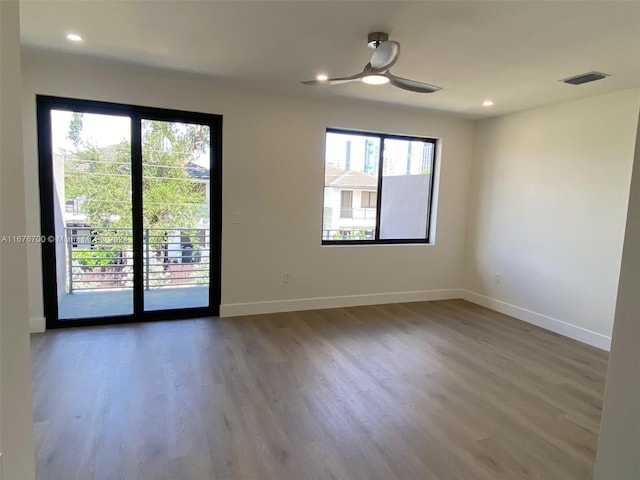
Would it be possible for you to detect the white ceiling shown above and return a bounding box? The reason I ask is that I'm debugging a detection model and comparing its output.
[19,0,640,118]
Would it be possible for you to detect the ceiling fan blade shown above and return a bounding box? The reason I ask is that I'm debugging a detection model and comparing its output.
[386,72,442,93]
[301,71,365,85]
[370,41,400,72]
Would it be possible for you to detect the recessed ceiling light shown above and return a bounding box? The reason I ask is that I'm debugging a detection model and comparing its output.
[482,100,494,107]
[316,74,328,82]
[362,74,390,85]
[66,33,83,42]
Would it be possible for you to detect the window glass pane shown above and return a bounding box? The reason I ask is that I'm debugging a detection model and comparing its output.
[323,132,379,241]
[51,110,134,320]
[142,120,210,311]
[379,139,434,239]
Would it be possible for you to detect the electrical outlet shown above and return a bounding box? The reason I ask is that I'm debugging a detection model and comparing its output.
[283,271,292,283]
[494,273,501,284]
[233,213,241,224]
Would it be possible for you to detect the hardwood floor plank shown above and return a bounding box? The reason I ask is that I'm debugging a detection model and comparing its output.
[31,299,608,479]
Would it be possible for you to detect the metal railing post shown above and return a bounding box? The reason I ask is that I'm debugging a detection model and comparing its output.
[67,228,74,294]
[145,227,150,290]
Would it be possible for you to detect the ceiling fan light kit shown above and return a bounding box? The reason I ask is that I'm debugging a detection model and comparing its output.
[301,32,442,94]
[362,74,389,85]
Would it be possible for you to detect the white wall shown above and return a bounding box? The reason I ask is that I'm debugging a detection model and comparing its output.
[464,89,640,349]
[21,49,475,321]
[594,112,640,480]
[0,2,36,479]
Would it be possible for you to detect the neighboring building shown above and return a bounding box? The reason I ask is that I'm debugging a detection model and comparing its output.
[323,165,377,240]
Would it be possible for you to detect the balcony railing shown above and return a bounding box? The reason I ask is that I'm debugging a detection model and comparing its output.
[64,226,210,292]
[339,207,377,219]
[322,229,375,241]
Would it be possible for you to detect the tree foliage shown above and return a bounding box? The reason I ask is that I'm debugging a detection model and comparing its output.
[65,116,209,230]
[67,112,84,149]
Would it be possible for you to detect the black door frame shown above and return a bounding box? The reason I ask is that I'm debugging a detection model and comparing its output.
[37,95,222,328]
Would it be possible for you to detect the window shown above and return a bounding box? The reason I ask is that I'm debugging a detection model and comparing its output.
[361,191,377,208]
[322,129,436,244]
[340,190,353,218]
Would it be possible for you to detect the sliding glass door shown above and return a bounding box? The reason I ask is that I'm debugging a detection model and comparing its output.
[141,119,211,311]
[37,96,222,328]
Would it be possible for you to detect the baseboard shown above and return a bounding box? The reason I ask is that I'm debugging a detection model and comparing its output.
[30,316,46,334]
[461,290,611,351]
[30,289,609,350]
[220,289,462,318]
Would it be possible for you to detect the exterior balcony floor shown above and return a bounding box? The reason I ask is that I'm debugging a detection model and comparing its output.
[58,286,209,320]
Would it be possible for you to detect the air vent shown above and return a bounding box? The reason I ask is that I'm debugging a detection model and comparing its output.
[561,71,610,85]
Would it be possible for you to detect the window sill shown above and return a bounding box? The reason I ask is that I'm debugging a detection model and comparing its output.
[321,241,435,247]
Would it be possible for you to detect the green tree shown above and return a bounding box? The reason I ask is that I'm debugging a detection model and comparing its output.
[67,112,84,149]
[64,120,209,230]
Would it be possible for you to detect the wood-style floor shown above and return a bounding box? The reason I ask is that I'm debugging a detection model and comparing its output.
[31,300,608,480]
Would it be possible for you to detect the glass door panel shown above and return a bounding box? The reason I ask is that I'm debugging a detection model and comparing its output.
[50,110,133,319]
[141,120,210,311]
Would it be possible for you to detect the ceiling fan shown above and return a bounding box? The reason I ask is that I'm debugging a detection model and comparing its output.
[301,32,441,93]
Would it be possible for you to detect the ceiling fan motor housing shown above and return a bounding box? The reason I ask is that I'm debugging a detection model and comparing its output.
[367,32,389,48]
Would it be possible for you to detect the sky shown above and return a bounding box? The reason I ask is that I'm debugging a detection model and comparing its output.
[52,110,130,151]
[51,110,211,168]
[326,131,430,175]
